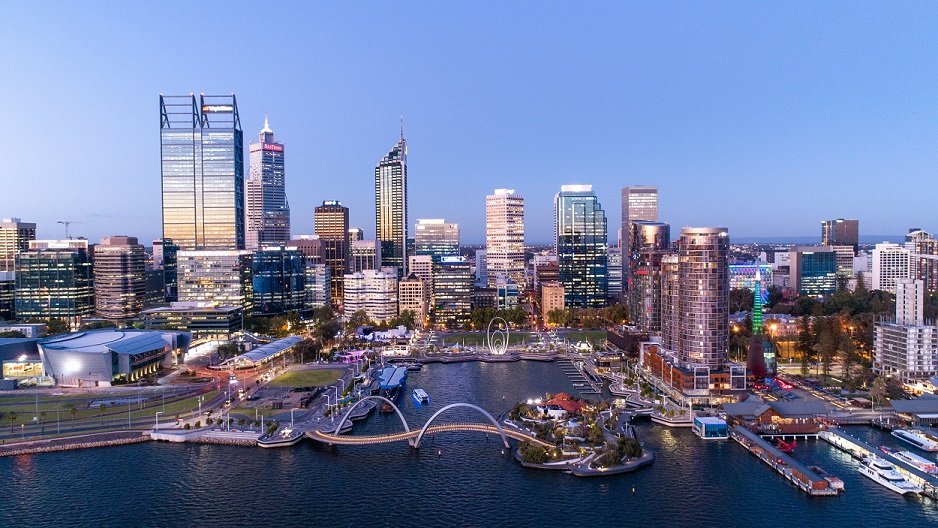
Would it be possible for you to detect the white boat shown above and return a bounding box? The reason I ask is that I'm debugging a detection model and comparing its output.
[880,446,938,475]
[413,388,429,404]
[892,429,938,452]
[857,456,923,495]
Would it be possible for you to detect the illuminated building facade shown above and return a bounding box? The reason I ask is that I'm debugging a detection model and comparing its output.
[93,236,147,320]
[14,240,94,324]
[375,137,407,278]
[246,117,290,250]
[485,189,525,287]
[554,185,607,309]
[414,219,459,262]
[160,94,245,251]
[315,201,350,303]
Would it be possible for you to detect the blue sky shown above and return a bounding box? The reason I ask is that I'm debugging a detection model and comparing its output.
[1,2,936,244]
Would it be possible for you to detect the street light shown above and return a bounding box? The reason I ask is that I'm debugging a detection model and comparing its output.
[155,411,163,430]
[290,408,301,428]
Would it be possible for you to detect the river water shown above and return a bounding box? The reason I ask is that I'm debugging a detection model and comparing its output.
[2,361,936,527]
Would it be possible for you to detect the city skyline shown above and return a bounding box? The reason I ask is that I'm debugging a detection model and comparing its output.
[3,4,938,244]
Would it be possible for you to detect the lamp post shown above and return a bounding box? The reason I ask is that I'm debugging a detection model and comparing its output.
[290,408,299,428]
[155,411,163,430]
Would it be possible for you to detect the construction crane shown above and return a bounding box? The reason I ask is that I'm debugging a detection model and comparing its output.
[57,220,84,239]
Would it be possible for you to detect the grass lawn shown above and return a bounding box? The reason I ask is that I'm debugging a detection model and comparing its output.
[268,369,342,388]
[566,330,607,342]
[231,407,282,419]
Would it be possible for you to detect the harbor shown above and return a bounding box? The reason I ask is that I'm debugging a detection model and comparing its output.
[819,428,938,499]
[730,425,842,496]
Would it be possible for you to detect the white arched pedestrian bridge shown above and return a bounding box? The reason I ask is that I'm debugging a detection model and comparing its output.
[307,398,552,449]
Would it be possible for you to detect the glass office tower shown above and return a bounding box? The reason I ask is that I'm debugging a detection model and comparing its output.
[246,117,289,250]
[414,219,459,262]
[554,185,607,309]
[160,94,245,251]
[376,137,407,278]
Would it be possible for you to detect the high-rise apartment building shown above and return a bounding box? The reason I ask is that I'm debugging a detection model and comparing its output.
[621,186,658,254]
[245,118,289,250]
[0,218,36,272]
[821,218,859,254]
[351,240,382,273]
[176,250,253,310]
[875,278,937,382]
[414,219,459,261]
[905,229,938,292]
[314,201,350,304]
[540,282,565,325]
[485,189,525,287]
[160,94,244,251]
[376,136,407,278]
[15,240,94,324]
[661,228,730,370]
[93,236,146,320]
[554,185,607,309]
[606,246,623,298]
[251,246,305,315]
[628,221,671,332]
[871,242,911,293]
[304,264,330,309]
[343,268,398,323]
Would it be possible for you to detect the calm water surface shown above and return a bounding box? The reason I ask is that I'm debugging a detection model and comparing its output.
[2,361,936,527]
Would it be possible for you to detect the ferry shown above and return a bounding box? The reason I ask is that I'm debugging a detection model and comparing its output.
[857,456,923,495]
[892,428,938,452]
[879,446,938,475]
[808,465,845,491]
[257,427,304,448]
[413,388,429,404]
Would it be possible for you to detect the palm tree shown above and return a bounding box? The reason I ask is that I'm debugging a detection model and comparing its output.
[39,411,47,429]
[69,405,77,422]
[99,403,107,425]
[8,411,17,432]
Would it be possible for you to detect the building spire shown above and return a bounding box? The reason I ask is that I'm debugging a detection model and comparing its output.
[400,113,404,141]
[260,114,272,135]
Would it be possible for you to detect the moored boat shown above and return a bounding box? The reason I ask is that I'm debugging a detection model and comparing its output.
[891,429,938,452]
[857,456,923,495]
[879,445,938,475]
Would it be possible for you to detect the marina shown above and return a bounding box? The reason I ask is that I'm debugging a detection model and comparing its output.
[819,428,938,499]
[558,359,602,395]
[892,428,938,452]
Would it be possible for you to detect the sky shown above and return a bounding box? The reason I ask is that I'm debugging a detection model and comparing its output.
[1,2,936,245]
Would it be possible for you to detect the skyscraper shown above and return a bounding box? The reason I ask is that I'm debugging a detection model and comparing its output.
[160,94,244,251]
[245,117,289,250]
[351,240,381,273]
[628,221,670,332]
[621,186,658,252]
[821,218,859,254]
[93,236,146,320]
[0,218,36,272]
[905,229,938,292]
[661,227,730,370]
[251,246,305,315]
[554,185,607,309]
[485,189,525,287]
[414,219,459,261]
[375,136,407,278]
[315,201,350,304]
[871,242,911,293]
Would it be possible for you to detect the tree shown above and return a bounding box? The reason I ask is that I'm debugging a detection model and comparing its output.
[80,321,118,330]
[797,315,814,377]
[812,318,837,380]
[8,411,17,432]
[313,305,335,324]
[729,288,754,314]
[99,403,107,425]
[46,318,69,335]
[69,405,77,422]
[765,285,784,309]
[839,331,859,388]
[869,377,887,408]
[39,410,47,427]
[0,330,26,338]
[346,310,372,330]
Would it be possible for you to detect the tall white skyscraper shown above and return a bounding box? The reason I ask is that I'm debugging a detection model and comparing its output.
[245,117,290,250]
[485,189,525,287]
[376,135,407,278]
[621,186,658,254]
[896,278,924,326]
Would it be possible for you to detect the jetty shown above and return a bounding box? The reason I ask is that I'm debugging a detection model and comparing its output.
[819,428,938,499]
[730,425,841,496]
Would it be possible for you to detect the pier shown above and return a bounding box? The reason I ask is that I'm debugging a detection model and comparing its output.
[730,425,841,496]
[559,359,602,395]
[818,428,938,499]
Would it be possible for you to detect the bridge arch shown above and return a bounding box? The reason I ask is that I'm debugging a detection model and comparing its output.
[412,403,509,449]
[334,395,410,435]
